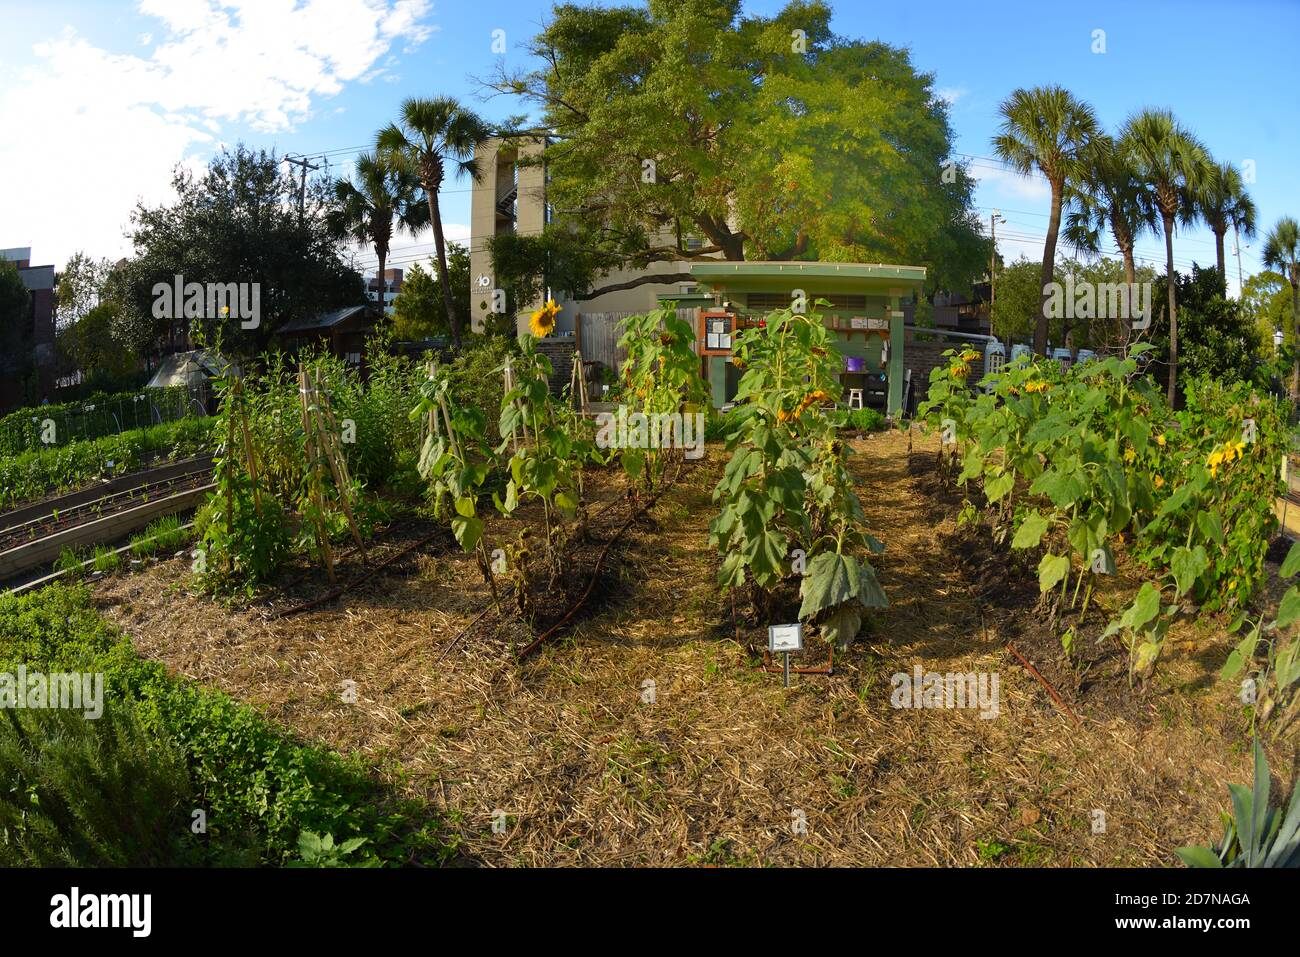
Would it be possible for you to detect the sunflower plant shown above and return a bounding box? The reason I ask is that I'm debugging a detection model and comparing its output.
[710,304,886,647]
[614,305,708,492]
[921,342,1287,682]
[495,336,597,580]
[528,299,561,338]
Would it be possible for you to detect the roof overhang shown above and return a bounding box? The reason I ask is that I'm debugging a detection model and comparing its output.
[689,260,926,295]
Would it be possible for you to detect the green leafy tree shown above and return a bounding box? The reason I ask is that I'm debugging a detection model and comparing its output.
[377,98,492,351]
[1120,109,1214,404]
[989,258,1045,346]
[992,255,1157,350]
[1242,270,1293,376]
[109,145,364,360]
[1150,265,1265,386]
[326,152,428,305]
[391,248,471,340]
[54,251,111,331]
[1261,217,1300,399]
[486,0,989,297]
[66,301,134,381]
[992,85,1100,355]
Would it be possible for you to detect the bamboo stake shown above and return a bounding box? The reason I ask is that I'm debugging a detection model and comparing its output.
[313,365,366,559]
[426,360,439,442]
[236,382,264,517]
[503,354,519,450]
[577,350,589,413]
[225,379,236,574]
[299,363,335,583]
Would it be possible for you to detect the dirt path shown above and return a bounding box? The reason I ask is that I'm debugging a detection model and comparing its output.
[91,427,1254,866]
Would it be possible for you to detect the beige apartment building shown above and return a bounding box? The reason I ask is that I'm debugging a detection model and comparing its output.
[468,136,702,337]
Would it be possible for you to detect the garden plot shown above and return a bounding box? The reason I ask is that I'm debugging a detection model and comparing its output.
[91,428,1262,867]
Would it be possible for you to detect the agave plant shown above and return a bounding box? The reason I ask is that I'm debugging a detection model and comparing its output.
[1178,738,1300,868]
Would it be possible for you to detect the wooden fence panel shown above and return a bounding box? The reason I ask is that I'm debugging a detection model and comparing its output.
[576,308,699,375]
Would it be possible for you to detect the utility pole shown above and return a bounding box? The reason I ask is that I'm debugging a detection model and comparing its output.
[990,210,1005,334]
[1233,222,1246,296]
[284,154,321,228]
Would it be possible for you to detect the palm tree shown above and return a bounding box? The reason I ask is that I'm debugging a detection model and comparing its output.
[1062,133,1157,347]
[327,153,428,315]
[377,97,491,350]
[1197,160,1256,289]
[1120,109,1214,405]
[1262,217,1300,399]
[992,86,1100,355]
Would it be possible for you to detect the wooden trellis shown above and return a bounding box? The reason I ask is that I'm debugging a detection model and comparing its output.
[298,361,366,582]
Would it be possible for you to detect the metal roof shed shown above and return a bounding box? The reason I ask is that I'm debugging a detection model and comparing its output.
[688,261,926,416]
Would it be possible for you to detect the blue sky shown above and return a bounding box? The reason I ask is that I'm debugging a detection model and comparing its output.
[2,0,1296,295]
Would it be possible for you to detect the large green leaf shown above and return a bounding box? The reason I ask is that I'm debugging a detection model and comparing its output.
[984,470,1014,503]
[1276,585,1300,630]
[1197,510,1225,547]
[1012,510,1051,550]
[819,604,863,650]
[1281,542,1300,579]
[554,489,579,518]
[857,561,888,608]
[450,514,482,553]
[1030,468,1085,509]
[1170,545,1209,598]
[744,528,789,585]
[798,551,859,619]
[1037,553,1071,593]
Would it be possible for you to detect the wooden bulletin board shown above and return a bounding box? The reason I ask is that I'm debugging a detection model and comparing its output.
[700,309,736,356]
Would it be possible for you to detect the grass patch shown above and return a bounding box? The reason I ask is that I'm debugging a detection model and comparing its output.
[129,514,189,558]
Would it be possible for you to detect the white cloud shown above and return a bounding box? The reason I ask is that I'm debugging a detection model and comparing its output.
[0,0,436,268]
[970,162,1052,204]
[936,87,967,106]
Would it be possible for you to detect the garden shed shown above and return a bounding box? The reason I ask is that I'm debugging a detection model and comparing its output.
[687,261,926,416]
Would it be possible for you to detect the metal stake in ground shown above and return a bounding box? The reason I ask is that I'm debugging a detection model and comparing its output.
[768,623,803,687]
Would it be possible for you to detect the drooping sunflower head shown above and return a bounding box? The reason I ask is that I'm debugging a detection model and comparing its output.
[529,298,562,337]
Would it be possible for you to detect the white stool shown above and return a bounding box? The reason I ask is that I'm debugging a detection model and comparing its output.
[847,389,864,410]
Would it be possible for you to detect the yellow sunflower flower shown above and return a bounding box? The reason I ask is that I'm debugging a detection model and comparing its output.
[529,298,561,337]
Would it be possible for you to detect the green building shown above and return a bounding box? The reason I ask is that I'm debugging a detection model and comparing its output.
[681,261,926,416]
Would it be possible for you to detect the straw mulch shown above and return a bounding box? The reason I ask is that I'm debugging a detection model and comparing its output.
[91,427,1284,866]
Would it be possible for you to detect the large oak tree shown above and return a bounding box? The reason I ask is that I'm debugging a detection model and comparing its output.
[483,0,989,300]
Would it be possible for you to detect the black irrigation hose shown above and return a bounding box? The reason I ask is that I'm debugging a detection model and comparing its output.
[516,453,686,659]
[272,526,444,619]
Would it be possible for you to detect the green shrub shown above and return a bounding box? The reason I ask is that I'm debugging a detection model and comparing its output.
[0,585,452,866]
[445,334,515,419]
[0,701,201,867]
[0,384,195,456]
[845,407,886,432]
